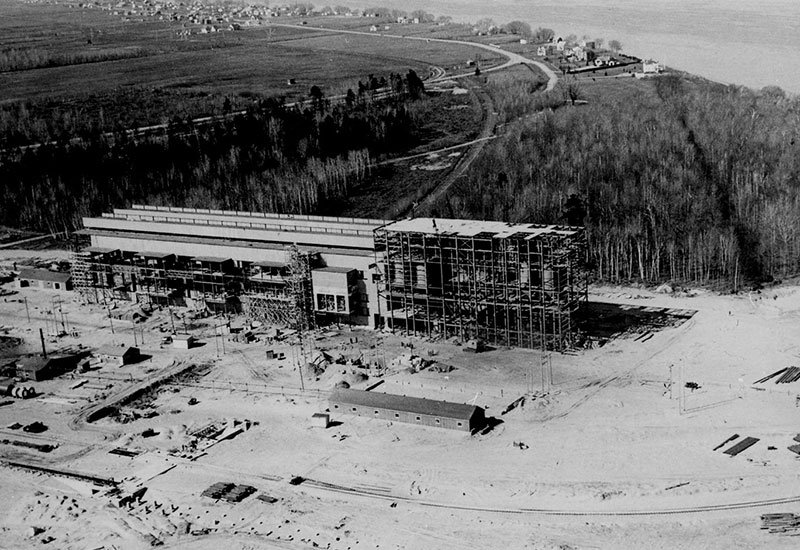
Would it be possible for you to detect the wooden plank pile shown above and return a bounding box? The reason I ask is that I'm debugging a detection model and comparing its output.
[761,513,800,534]
[723,436,759,456]
[754,366,800,384]
[713,433,739,451]
[788,434,800,456]
[201,482,256,503]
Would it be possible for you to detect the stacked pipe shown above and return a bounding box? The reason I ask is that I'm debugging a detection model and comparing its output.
[754,366,800,384]
[1,384,35,399]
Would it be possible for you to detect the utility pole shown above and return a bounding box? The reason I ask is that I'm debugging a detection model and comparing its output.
[168,305,176,334]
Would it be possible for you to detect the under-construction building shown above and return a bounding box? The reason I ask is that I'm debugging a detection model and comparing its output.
[74,205,382,329]
[74,207,588,350]
[373,218,587,350]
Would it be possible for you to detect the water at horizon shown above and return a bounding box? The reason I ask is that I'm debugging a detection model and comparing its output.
[329,0,800,94]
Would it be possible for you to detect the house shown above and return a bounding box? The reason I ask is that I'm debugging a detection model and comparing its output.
[643,59,663,74]
[572,46,587,62]
[17,268,72,292]
[329,388,485,432]
[595,55,617,67]
[580,40,596,49]
[369,25,377,32]
[555,37,565,51]
[172,334,196,349]
[96,345,140,366]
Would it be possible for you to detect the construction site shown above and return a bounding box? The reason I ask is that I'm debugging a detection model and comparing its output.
[374,218,587,351]
[1,209,800,549]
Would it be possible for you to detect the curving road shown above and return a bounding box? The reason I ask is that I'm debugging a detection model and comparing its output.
[273,23,558,91]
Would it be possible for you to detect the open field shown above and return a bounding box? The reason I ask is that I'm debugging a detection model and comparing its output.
[0,2,505,104]
[2,248,800,548]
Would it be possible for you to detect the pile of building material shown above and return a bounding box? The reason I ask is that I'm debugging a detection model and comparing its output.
[201,482,256,503]
[754,367,800,384]
[788,434,800,456]
[761,513,800,534]
[390,354,431,373]
[1,382,35,399]
[722,436,759,456]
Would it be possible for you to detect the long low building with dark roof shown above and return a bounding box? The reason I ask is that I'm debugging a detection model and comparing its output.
[329,388,485,432]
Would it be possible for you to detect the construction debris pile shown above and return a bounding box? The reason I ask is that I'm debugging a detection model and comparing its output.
[761,513,800,534]
[201,482,256,503]
[788,434,800,456]
[713,434,760,456]
[754,367,800,384]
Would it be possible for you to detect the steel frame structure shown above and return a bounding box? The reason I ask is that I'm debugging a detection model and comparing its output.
[71,243,315,330]
[374,223,588,351]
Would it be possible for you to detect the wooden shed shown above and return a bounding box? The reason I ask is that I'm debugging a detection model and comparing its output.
[16,355,77,381]
[172,334,196,349]
[96,345,140,366]
[17,268,73,291]
[329,389,484,432]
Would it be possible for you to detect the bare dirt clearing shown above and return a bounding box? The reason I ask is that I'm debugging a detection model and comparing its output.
[1,249,799,548]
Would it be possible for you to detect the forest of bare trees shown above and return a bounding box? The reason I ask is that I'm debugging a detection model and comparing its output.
[0,71,424,234]
[435,76,800,289]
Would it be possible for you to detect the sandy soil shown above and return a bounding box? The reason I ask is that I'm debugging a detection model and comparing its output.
[1,251,800,548]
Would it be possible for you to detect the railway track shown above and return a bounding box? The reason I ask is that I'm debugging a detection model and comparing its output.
[300,476,800,517]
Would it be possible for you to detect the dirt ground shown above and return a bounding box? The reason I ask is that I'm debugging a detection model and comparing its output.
[1,249,800,549]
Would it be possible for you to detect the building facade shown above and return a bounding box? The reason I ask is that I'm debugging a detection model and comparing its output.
[76,207,587,349]
[329,388,485,432]
[76,205,384,329]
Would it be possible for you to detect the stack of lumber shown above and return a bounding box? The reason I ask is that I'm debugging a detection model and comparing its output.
[723,436,759,456]
[200,482,255,502]
[761,513,800,534]
[755,367,800,384]
[201,482,234,500]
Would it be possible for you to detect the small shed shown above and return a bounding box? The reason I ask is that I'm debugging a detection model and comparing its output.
[172,334,196,349]
[97,345,140,366]
[329,389,485,432]
[17,268,73,291]
[311,412,330,428]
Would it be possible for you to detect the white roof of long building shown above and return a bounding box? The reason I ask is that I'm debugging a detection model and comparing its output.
[379,218,581,238]
[82,205,386,252]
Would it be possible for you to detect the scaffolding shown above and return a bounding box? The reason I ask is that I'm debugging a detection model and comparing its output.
[374,221,588,352]
[242,246,314,330]
[71,244,315,330]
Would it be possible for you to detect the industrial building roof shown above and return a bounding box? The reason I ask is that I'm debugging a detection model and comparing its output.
[379,218,581,238]
[329,389,482,420]
[97,345,139,357]
[78,229,375,257]
[84,246,119,254]
[313,266,356,274]
[136,251,175,259]
[18,268,72,283]
[192,256,231,264]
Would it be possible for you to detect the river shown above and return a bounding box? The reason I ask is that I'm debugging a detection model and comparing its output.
[330,0,800,94]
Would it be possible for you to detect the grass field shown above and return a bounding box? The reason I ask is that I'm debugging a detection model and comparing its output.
[0,2,506,104]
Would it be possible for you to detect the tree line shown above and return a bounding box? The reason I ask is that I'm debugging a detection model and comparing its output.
[433,76,800,288]
[0,72,427,234]
[0,46,148,73]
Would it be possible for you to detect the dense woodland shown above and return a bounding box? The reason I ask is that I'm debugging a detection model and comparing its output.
[0,71,425,233]
[435,77,800,288]
[4,58,800,289]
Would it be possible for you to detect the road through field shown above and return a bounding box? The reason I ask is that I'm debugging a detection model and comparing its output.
[273,22,559,91]
[268,23,559,218]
